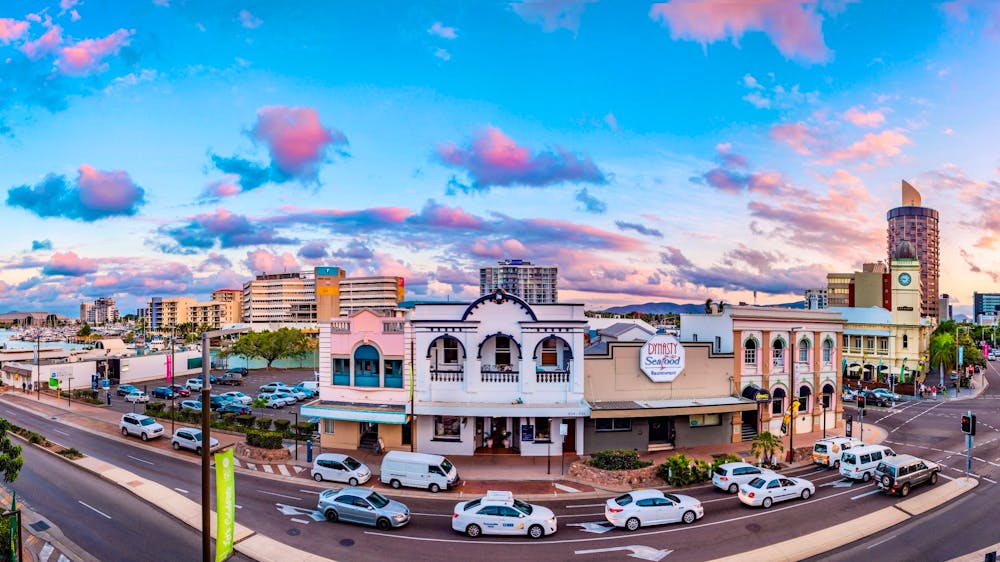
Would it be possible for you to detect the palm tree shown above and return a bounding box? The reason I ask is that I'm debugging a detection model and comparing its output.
[929,332,957,383]
[750,432,784,467]
[704,298,714,314]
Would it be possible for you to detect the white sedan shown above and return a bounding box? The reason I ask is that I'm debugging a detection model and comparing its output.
[256,394,285,409]
[124,390,150,403]
[220,391,252,405]
[738,475,815,508]
[605,489,704,531]
[452,491,557,539]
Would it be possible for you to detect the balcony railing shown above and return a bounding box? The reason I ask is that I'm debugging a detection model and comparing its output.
[382,321,405,333]
[330,321,351,333]
[535,370,570,383]
[430,368,464,382]
[481,365,518,383]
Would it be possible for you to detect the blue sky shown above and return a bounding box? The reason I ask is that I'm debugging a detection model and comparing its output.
[1,0,999,317]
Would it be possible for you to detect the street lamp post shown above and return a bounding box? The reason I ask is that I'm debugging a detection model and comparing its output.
[171,327,176,437]
[787,327,802,463]
[35,335,40,400]
[293,411,299,461]
[546,418,552,475]
[201,327,250,562]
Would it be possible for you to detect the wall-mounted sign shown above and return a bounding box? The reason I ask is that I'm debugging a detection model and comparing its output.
[896,306,913,311]
[639,333,686,382]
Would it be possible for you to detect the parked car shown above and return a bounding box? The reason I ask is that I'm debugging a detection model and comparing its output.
[255,394,286,409]
[275,386,307,401]
[272,391,298,405]
[842,387,859,401]
[738,475,815,508]
[860,390,890,407]
[453,491,557,538]
[196,373,218,384]
[318,488,410,530]
[116,384,139,397]
[169,385,191,397]
[202,394,235,411]
[605,489,703,531]
[259,381,289,393]
[216,372,243,386]
[220,391,252,405]
[381,451,460,493]
[840,445,897,482]
[217,403,251,415]
[124,390,150,403]
[179,400,202,413]
[185,379,204,392]
[868,388,902,402]
[297,380,319,394]
[712,462,776,494]
[311,453,371,485]
[226,367,249,376]
[119,413,164,441]
[150,387,176,400]
[875,454,940,496]
[171,427,219,454]
[291,383,316,399]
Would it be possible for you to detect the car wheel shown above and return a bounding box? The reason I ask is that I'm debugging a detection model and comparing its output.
[349,477,359,486]
[930,472,939,485]
[390,479,401,489]
[376,518,391,531]
[833,460,840,470]
[172,442,180,450]
[313,473,323,482]
[900,483,911,497]
[428,483,440,493]
[324,509,338,522]
[762,497,773,508]
[528,524,544,539]
[682,510,696,524]
[728,483,738,494]
[801,489,811,500]
[862,472,871,483]
[881,475,892,488]
[466,524,481,538]
[140,433,148,441]
[121,427,129,437]
[625,517,640,532]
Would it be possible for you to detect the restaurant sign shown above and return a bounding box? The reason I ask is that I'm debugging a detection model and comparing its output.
[639,333,686,383]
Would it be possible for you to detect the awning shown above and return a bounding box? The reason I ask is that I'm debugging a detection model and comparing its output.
[877,364,890,371]
[589,396,757,418]
[414,401,589,418]
[847,365,862,373]
[299,400,409,424]
[741,385,771,403]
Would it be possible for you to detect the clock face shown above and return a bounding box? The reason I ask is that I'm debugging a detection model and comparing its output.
[899,273,912,286]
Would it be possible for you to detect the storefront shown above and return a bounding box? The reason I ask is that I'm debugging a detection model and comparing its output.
[301,400,411,451]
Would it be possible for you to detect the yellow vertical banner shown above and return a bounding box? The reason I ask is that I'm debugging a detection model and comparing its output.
[215,448,235,562]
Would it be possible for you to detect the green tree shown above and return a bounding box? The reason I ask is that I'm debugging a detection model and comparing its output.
[232,328,310,369]
[76,323,91,337]
[929,332,957,379]
[704,298,714,314]
[251,397,269,418]
[750,432,784,467]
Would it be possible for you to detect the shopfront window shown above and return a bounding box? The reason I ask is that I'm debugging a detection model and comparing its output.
[535,418,551,441]
[433,416,461,441]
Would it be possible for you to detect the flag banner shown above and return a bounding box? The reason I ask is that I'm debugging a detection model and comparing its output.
[215,448,235,562]
[958,346,964,366]
[9,491,16,562]
[166,354,173,382]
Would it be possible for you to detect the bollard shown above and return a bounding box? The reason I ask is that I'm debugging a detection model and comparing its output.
[306,440,313,463]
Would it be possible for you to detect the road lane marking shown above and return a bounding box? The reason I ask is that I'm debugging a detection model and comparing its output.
[566,504,605,509]
[277,465,290,476]
[890,401,949,433]
[263,465,274,473]
[299,489,319,494]
[256,490,301,500]
[51,429,70,436]
[38,543,53,562]
[850,490,881,500]
[866,534,898,549]
[235,504,243,509]
[291,518,311,525]
[554,483,581,493]
[126,455,154,465]
[174,487,189,494]
[78,501,112,519]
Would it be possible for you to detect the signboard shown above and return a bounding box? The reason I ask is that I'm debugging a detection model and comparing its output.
[639,333,686,382]
[520,424,534,442]
[215,448,236,562]
[958,346,964,366]
[559,423,568,437]
[845,414,853,438]
[166,354,173,382]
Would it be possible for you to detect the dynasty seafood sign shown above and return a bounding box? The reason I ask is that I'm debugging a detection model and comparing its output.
[640,333,686,382]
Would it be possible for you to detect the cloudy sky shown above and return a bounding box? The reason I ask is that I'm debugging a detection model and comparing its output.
[1,0,998,317]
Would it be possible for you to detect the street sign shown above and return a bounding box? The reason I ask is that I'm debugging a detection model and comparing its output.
[845,415,853,438]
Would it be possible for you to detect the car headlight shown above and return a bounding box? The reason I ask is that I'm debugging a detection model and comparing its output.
[394,513,406,521]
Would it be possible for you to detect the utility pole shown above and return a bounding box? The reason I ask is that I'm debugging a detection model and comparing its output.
[171,326,176,436]
[35,334,40,400]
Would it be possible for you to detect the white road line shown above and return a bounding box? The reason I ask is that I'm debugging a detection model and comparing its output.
[262,465,274,474]
[290,518,311,525]
[866,534,898,549]
[235,504,243,509]
[126,455,154,465]
[256,489,301,500]
[78,501,112,519]
[566,503,605,509]
[174,487,189,494]
[984,477,998,484]
[850,490,881,500]
[940,473,955,481]
[277,465,290,476]
[553,482,581,493]
[57,555,69,562]
[299,489,319,494]
[51,429,70,436]
[38,543,53,562]
[890,401,949,433]
[247,463,256,470]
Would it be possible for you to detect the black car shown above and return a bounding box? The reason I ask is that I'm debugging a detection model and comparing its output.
[150,386,176,399]
[226,367,249,376]
[201,395,233,411]
[861,390,889,407]
[217,403,251,415]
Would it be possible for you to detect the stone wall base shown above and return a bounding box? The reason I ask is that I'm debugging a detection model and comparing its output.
[567,461,662,491]
[235,442,291,463]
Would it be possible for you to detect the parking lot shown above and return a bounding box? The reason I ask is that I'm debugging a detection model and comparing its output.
[108,367,319,424]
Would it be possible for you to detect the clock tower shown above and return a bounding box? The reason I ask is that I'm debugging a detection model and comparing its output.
[890,241,921,325]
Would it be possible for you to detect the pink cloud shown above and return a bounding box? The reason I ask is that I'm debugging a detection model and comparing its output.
[203,178,242,199]
[243,249,298,275]
[414,201,484,229]
[843,106,886,128]
[60,0,79,10]
[250,105,348,181]
[769,122,827,155]
[436,126,606,191]
[239,9,262,29]
[43,251,98,276]
[512,0,598,33]
[56,28,134,75]
[428,21,457,39]
[649,0,832,63]
[76,165,146,213]
[819,129,912,165]
[0,18,29,44]
[21,25,63,60]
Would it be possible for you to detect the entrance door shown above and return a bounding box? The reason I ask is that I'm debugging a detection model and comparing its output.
[360,422,378,435]
[649,417,674,444]
[561,419,576,454]
[491,417,508,448]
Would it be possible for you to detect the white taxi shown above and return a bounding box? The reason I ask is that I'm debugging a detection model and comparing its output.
[738,475,815,508]
[605,489,704,531]
[452,491,557,539]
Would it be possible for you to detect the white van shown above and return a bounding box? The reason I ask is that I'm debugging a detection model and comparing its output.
[380,451,460,493]
[839,445,896,482]
[812,436,864,469]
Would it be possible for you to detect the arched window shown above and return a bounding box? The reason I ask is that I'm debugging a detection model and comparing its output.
[799,384,812,413]
[822,383,835,409]
[772,338,785,368]
[771,387,786,416]
[744,338,757,365]
[798,337,810,364]
[354,344,380,387]
[902,334,909,349]
[822,338,833,363]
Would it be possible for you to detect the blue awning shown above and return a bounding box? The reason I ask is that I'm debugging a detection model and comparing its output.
[300,400,409,424]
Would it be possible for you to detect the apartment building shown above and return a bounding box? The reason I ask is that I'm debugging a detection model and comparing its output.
[188,289,243,329]
[80,297,119,325]
[480,259,558,304]
[143,297,196,330]
[315,267,405,320]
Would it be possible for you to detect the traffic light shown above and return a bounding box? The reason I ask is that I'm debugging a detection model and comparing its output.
[857,395,866,410]
[961,414,976,436]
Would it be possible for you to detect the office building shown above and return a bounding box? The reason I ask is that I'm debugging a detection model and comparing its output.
[939,294,953,322]
[974,292,1000,324]
[826,273,852,307]
[480,259,558,304]
[804,288,828,309]
[887,180,939,320]
[242,271,316,324]
[143,296,195,330]
[825,263,890,310]
[315,267,404,320]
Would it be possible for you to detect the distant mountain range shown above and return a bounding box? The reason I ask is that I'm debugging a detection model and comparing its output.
[599,301,806,314]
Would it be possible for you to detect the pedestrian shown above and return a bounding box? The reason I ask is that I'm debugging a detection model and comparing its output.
[931,385,937,399]
[106,390,112,405]
[27,382,32,393]
[21,381,25,393]
[375,436,384,456]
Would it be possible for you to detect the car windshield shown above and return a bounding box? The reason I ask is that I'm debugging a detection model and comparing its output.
[814,443,828,453]
[512,498,533,515]
[463,499,482,511]
[343,457,362,470]
[140,418,156,426]
[664,494,680,503]
[747,478,766,489]
[366,492,389,509]
[713,466,727,476]
[842,453,857,464]
[614,494,633,506]
[190,432,203,441]
[440,459,454,473]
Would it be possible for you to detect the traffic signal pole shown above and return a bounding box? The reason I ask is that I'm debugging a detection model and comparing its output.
[966,409,973,476]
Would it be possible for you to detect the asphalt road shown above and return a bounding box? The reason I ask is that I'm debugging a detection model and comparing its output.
[1,361,997,561]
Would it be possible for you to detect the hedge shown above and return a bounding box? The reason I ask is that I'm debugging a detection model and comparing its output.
[272,419,291,432]
[587,449,652,471]
[657,453,742,486]
[246,429,284,449]
[235,414,256,427]
[255,418,273,431]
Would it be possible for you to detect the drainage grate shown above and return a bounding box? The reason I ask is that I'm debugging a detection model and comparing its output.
[29,521,50,532]
[339,539,355,547]
[287,528,300,536]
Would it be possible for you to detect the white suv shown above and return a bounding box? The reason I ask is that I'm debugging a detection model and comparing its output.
[185,378,204,391]
[119,413,164,441]
[712,462,776,494]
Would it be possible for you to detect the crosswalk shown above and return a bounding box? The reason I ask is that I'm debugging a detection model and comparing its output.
[232,456,307,478]
[37,542,70,562]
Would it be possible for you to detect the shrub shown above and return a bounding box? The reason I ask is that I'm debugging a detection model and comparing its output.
[235,414,256,428]
[145,402,166,414]
[246,429,284,449]
[711,453,743,473]
[657,453,699,486]
[221,413,237,424]
[273,418,291,432]
[293,422,315,437]
[58,447,84,459]
[587,449,652,471]
[255,418,273,431]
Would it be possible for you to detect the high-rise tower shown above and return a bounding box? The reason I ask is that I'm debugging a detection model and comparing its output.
[887,180,939,321]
